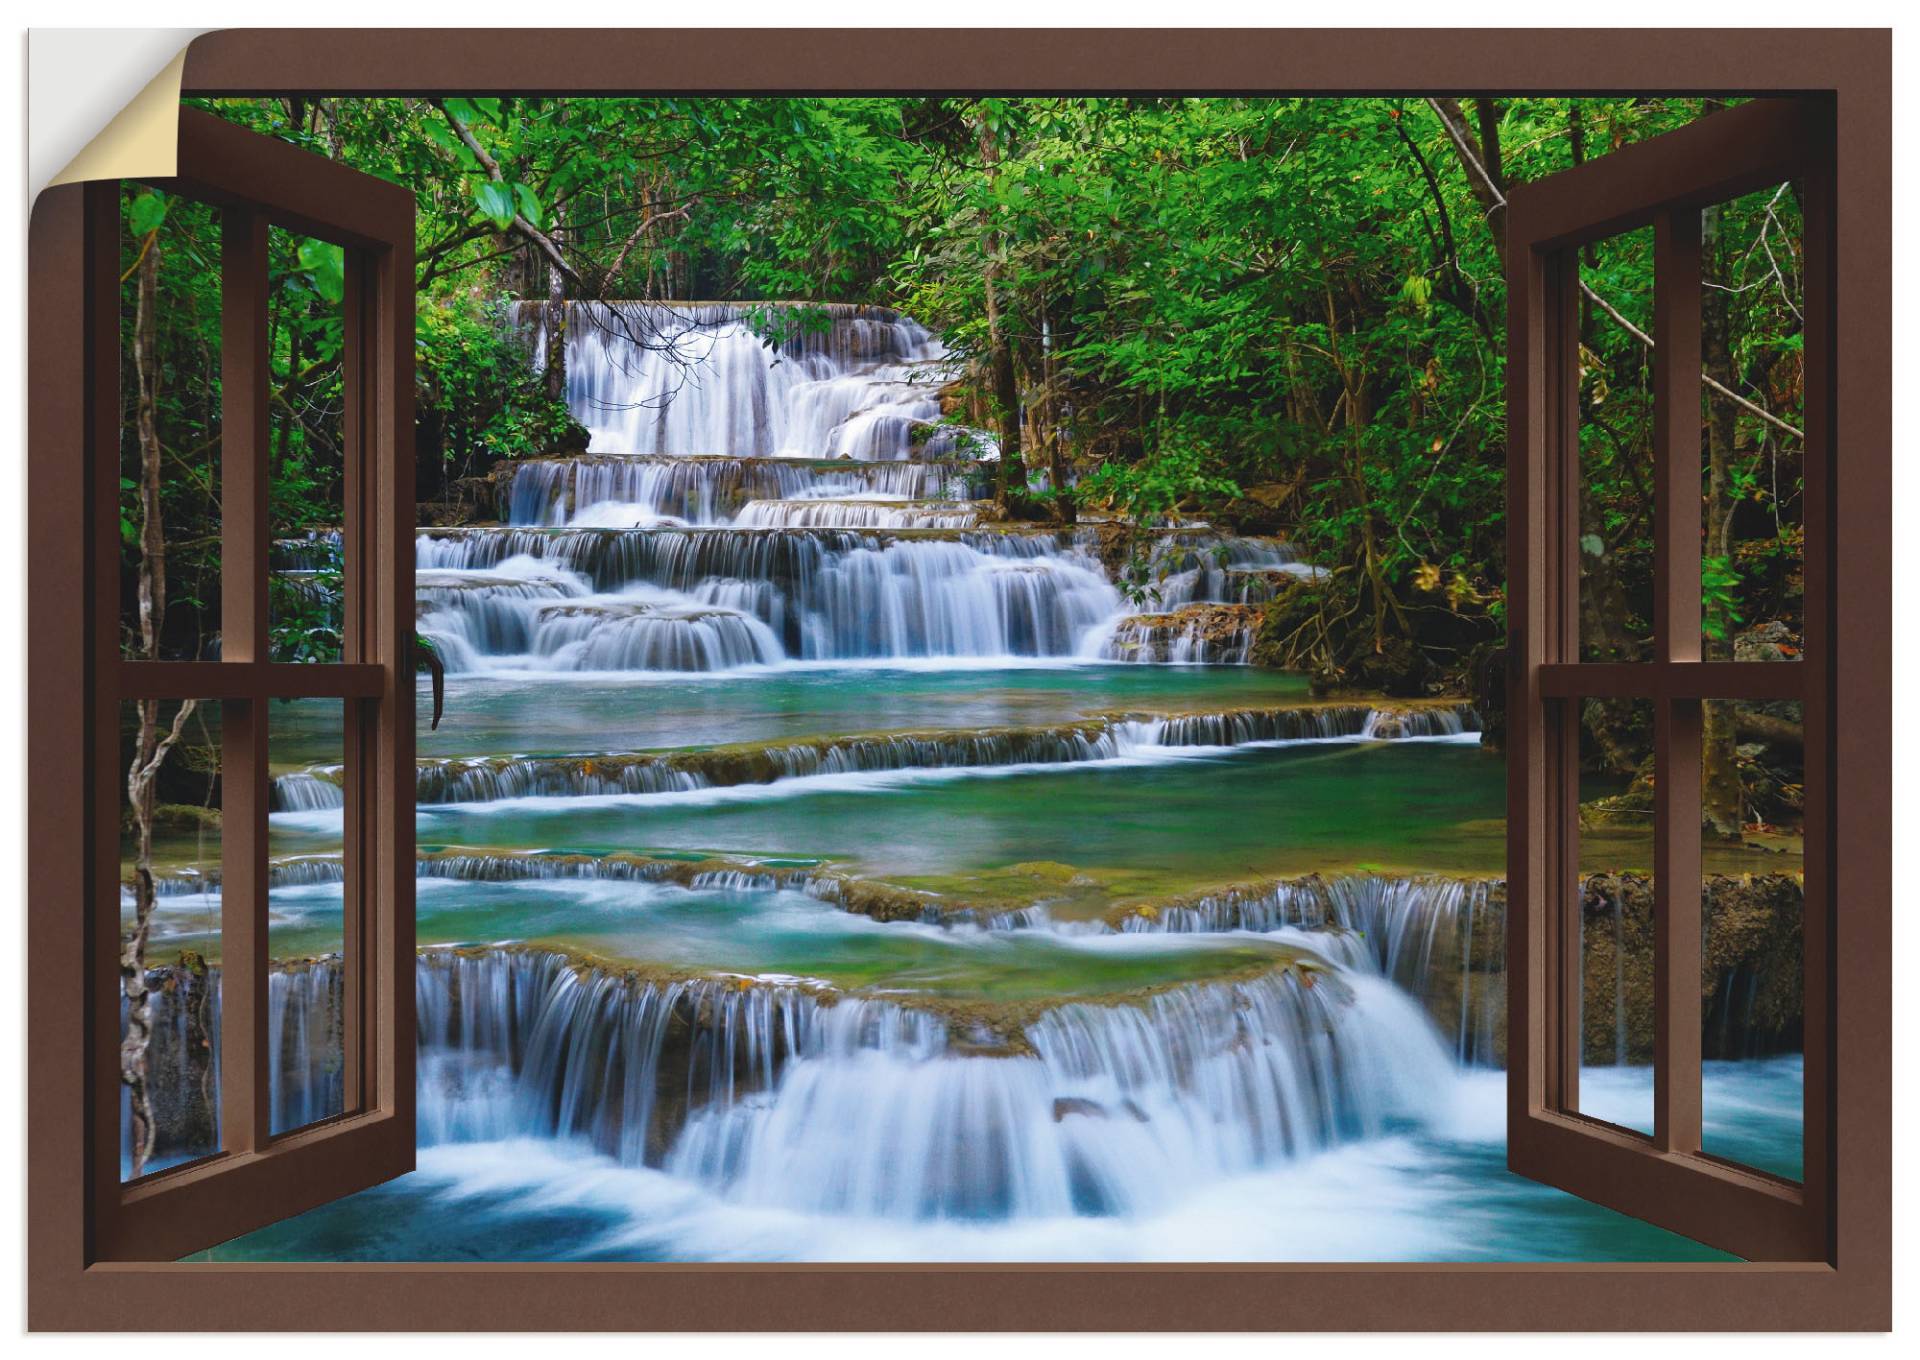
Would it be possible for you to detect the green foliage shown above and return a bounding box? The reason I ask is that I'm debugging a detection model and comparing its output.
[1702,555,1744,643]
[270,567,344,663]
[471,180,519,230]
[118,186,223,658]
[416,295,581,477]
[141,95,1805,687]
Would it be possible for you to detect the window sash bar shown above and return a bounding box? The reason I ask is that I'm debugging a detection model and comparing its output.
[116,660,386,699]
[1537,661,1805,701]
[218,207,272,1157]
[1652,206,1704,1156]
[342,252,369,1115]
[1798,144,1836,1259]
[1546,249,1583,1114]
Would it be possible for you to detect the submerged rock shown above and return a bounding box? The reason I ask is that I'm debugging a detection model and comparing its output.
[1102,604,1264,665]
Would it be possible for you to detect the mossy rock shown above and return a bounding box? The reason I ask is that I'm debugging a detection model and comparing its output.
[150,803,222,833]
[1250,577,1329,673]
[1207,481,1295,536]
[1337,634,1433,698]
[547,415,592,456]
[1581,756,1656,829]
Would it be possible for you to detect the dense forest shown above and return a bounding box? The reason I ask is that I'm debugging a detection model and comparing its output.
[124,94,1807,820]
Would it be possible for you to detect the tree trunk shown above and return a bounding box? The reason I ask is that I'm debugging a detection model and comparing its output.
[1431,97,1506,267]
[971,110,1027,506]
[123,227,198,1178]
[544,200,568,405]
[1039,287,1069,510]
[1700,201,1744,839]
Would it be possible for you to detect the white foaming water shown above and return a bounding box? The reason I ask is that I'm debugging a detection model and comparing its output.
[424,307,1322,672]
[524,302,976,460]
[663,970,1450,1223]
[414,533,1125,672]
[371,1058,1795,1262]
[404,949,1455,1225]
[499,456,981,528]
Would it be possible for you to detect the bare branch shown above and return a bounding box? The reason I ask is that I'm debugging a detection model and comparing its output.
[605,201,693,283]
[432,99,586,290]
[1424,98,1804,443]
[1578,280,1803,441]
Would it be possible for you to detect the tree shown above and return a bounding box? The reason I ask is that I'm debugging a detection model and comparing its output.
[968,101,1029,506]
[120,187,199,1177]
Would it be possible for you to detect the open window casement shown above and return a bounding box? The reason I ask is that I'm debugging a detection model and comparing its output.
[50,108,418,1262]
[1505,97,1833,1261]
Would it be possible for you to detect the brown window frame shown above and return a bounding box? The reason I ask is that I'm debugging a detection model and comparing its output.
[26,28,1888,1333]
[52,108,417,1263]
[1505,96,1835,1262]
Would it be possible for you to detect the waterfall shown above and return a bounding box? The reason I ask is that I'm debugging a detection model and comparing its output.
[130,945,1448,1207]
[1118,702,1480,749]
[271,770,345,812]
[427,304,1327,675]
[379,703,1480,806]
[498,455,987,528]
[1117,875,1505,1067]
[668,968,1443,1221]
[732,499,983,531]
[121,959,345,1176]
[127,856,346,902]
[414,530,1121,670]
[268,966,347,1133]
[272,530,344,571]
[520,302,974,460]
[1145,534,1317,608]
[527,591,787,672]
[126,867,1804,1195]
[1097,605,1265,665]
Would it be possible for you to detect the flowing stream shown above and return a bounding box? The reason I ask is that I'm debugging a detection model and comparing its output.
[129,302,1801,1262]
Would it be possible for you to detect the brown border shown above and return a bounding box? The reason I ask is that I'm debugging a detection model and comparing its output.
[27,26,1890,1331]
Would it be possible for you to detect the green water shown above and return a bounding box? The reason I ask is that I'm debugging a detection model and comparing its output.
[163,875,1328,1003]
[164,660,1800,1266]
[272,665,1314,763]
[293,738,1783,891]
[273,740,1509,900]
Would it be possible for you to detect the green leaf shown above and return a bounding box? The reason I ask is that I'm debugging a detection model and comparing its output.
[512,183,543,231]
[126,190,168,237]
[471,181,517,230]
[296,238,345,305]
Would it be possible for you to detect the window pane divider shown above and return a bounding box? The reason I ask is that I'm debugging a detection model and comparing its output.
[115,660,386,700]
[1651,205,1704,1157]
[1537,661,1805,701]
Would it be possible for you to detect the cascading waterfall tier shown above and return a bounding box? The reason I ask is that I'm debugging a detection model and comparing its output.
[1098,604,1267,665]
[120,959,346,1175]
[666,965,1447,1219]
[414,529,1122,670]
[1115,875,1506,1068]
[1142,533,1320,608]
[517,301,980,460]
[139,944,1453,1220]
[498,454,987,528]
[732,499,983,531]
[297,702,1480,807]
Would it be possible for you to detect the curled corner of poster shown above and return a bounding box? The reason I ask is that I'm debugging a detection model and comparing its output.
[32,31,200,194]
